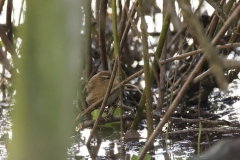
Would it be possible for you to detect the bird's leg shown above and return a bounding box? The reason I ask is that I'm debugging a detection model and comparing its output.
[107,105,117,117]
[104,98,119,119]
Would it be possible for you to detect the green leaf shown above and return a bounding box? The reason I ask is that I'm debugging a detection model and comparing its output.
[91,109,107,119]
[113,107,120,116]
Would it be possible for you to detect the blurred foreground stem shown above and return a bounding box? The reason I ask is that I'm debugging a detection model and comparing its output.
[8,1,81,160]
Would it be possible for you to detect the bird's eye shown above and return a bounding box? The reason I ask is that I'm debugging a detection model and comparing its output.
[101,75,110,79]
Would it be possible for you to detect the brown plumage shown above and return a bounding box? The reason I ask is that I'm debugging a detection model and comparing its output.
[86,71,119,108]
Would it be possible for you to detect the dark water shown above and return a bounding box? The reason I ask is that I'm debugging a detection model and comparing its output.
[68,79,240,160]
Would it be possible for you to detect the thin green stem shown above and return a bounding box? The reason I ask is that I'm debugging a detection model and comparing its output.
[198,122,202,156]
[112,0,119,58]
[137,0,153,139]
[131,2,171,130]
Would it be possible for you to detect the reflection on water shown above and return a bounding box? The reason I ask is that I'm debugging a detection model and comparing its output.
[0,80,240,159]
[0,107,11,160]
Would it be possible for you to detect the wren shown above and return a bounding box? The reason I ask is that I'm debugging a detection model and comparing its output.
[86,71,119,109]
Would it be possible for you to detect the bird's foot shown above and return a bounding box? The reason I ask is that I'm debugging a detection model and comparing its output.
[102,114,114,121]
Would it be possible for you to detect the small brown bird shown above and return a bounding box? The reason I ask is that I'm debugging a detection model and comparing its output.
[86,71,119,115]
